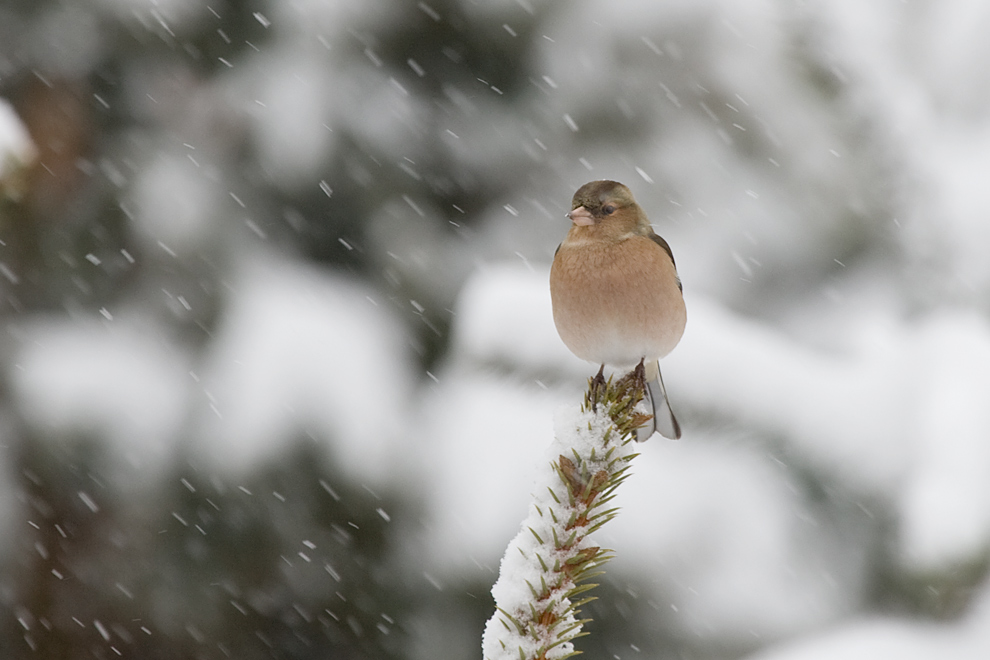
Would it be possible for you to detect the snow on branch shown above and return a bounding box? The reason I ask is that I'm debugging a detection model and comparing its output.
[482,367,650,660]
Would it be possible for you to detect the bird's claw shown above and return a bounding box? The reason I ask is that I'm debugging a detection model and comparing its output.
[633,358,646,388]
[614,359,654,440]
[589,364,606,412]
[615,358,647,394]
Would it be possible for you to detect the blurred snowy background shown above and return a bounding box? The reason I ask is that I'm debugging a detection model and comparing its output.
[2,0,990,658]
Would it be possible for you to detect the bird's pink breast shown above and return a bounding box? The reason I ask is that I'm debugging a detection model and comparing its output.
[550,234,686,367]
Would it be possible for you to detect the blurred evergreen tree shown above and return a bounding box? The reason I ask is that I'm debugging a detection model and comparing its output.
[0,0,554,658]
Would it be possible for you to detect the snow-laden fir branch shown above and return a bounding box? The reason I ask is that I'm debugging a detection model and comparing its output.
[482,367,651,660]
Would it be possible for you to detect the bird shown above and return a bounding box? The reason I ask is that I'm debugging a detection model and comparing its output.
[549,180,686,441]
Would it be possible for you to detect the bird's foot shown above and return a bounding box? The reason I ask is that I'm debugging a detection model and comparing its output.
[589,364,606,411]
[615,358,647,394]
[633,357,646,388]
[615,359,654,439]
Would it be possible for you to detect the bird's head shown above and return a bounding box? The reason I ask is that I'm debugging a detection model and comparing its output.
[567,180,643,229]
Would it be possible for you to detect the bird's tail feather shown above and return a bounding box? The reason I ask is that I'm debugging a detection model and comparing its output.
[636,360,681,441]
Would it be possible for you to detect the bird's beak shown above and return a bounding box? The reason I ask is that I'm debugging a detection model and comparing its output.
[566,206,595,226]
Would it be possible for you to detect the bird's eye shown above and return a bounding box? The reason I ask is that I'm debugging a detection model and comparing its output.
[602,204,616,215]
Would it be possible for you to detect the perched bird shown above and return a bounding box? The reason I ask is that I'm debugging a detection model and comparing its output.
[550,180,686,440]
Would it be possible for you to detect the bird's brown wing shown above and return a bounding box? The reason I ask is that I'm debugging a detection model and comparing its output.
[647,231,682,292]
[647,231,675,265]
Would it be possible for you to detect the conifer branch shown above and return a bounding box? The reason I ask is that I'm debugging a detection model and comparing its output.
[482,367,649,660]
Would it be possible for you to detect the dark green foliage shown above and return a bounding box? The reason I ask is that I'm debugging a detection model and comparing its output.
[6,438,409,659]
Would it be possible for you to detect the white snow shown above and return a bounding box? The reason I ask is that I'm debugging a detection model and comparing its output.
[5,2,990,658]
[668,297,915,493]
[128,148,224,256]
[243,49,335,191]
[668,299,990,573]
[0,99,35,182]
[448,263,585,376]
[418,368,573,573]
[745,581,990,660]
[9,318,190,488]
[482,399,637,660]
[816,0,990,300]
[428,261,990,649]
[192,249,415,485]
[605,435,866,641]
[896,312,990,571]
[6,248,416,493]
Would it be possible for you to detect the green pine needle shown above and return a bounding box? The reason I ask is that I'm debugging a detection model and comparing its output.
[484,365,652,660]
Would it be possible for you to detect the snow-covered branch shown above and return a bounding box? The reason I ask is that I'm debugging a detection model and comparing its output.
[482,369,649,660]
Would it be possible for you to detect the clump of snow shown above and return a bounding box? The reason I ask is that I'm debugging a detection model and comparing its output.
[483,401,637,660]
[0,98,36,183]
[9,317,190,489]
[744,578,990,660]
[192,249,415,486]
[896,312,990,571]
[605,434,868,641]
[128,148,224,256]
[417,369,573,572]
[242,49,335,191]
[449,264,585,375]
[667,296,915,493]
[668,297,990,573]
